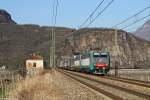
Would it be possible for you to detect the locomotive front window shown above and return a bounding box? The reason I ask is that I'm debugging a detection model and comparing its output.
[101,55,107,57]
[93,53,108,64]
[93,52,100,57]
[94,57,108,64]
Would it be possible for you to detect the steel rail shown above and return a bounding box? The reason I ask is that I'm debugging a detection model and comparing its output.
[61,71,123,100]
[64,69,150,87]
[103,76,150,88]
[64,70,150,99]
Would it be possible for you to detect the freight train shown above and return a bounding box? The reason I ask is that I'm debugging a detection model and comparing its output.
[60,50,111,75]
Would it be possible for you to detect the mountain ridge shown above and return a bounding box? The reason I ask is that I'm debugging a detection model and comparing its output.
[134,19,150,41]
[0,9,16,24]
[0,10,150,69]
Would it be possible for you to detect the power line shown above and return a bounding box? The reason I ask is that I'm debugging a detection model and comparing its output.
[86,0,114,27]
[66,0,114,38]
[121,13,150,29]
[112,5,150,28]
[79,0,105,28]
[79,0,114,28]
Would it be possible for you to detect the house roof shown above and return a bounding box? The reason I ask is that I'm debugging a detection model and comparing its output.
[27,54,43,60]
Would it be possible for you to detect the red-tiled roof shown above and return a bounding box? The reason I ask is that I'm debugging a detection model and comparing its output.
[27,54,43,60]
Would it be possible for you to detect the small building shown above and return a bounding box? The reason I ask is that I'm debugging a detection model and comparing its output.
[25,54,44,70]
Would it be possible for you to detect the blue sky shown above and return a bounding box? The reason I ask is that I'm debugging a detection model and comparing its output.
[0,0,150,31]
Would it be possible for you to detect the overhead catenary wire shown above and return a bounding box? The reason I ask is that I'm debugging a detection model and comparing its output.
[66,0,114,37]
[66,0,106,37]
[86,0,114,28]
[79,0,114,29]
[112,5,150,28]
[79,0,105,28]
[121,13,150,29]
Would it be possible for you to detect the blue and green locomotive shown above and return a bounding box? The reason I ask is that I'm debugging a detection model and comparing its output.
[60,50,111,75]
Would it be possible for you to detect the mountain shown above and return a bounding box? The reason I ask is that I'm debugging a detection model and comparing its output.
[134,20,150,41]
[63,28,150,69]
[0,10,75,69]
[0,10,150,69]
[0,24,74,69]
[0,9,16,24]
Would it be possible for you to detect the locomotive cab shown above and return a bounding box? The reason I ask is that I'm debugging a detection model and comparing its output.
[60,50,110,75]
[93,52,110,74]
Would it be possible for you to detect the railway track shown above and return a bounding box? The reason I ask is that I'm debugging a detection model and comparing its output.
[60,70,122,100]
[65,69,150,88]
[109,75,150,84]
[103,76,150,88]
[59,69,150,100]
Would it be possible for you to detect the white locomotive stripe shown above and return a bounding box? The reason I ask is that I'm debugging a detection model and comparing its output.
[81,58,90,67]
[74,60,80,67]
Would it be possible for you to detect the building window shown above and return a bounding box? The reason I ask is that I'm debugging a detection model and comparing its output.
[33,63,36,67]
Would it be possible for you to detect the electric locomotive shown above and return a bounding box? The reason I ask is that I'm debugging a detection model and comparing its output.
[72,50,110,75]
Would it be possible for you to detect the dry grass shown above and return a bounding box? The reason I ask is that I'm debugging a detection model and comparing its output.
[10,70,59,100]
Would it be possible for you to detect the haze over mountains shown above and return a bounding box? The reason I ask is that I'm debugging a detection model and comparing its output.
[134,20,150,41]
[0,9,150,69]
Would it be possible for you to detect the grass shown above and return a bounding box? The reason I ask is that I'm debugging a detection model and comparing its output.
[0,88,7,99]
[9,70,59,100]
[0,88,4,98]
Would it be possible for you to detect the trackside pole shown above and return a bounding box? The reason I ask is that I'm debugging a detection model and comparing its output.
[115,29,118,77]
[115,61,118,76]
